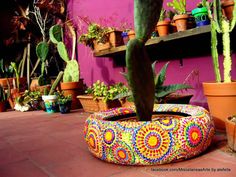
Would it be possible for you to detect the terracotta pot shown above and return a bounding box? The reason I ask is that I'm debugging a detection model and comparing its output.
[225,116,236,151]
[60,79,84,110]
[8,88,22,109]
[0,77,27,91]
[170,22,177,33]
[173,14,189,32]
[128,30,135,40]
[202,81,236,131]
[93,40,111,52]
[155,21,170,36]
[222,0,235,20]
[0,101,6,112]
[108,30,124,47]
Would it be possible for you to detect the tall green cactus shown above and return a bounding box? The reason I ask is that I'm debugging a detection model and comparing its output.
[208,0,236,83]
[49,24,80,82]
[126,0,163,121]
[49,71,64,95]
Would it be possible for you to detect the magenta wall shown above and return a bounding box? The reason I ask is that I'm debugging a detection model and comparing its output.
[66,0,236,107]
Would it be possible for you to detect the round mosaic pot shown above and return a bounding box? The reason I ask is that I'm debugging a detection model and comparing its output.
[84,104,215,165]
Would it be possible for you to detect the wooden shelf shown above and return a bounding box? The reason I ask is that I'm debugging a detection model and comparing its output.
[93,25,236,63]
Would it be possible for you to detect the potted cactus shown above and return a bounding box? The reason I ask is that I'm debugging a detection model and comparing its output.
[49,23,84,110]
[167,0,188,31]
[192,0,211,27]
[202,0,236,131]
[155,8,170,36]
[42,71,64,113]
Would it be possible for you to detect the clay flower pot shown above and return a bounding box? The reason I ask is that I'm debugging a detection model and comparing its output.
[202,81,236,131]
[155,20,170,36]
[173,14,189,32]
[225,116,236,151]
[128,30,135,40]
[222,0,235,20]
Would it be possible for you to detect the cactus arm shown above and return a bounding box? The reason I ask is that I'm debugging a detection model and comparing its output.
[57,42,70,62]
[63,60,79,82]
[134,0,163,42]
[36,42,49,62]
[49,25,63,44]
[49,71,64,95]
[126,0,163,121]
[222,20,232,83]
[126,39,155,121]
[213,0,223,33]
[211,22,222,82]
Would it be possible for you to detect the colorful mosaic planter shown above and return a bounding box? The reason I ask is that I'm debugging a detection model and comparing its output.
[84,104,215,165]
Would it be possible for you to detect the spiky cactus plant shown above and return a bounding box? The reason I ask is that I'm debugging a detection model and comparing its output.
[207,0,236,83]
[126,0,163,121]
[49,24,80,82]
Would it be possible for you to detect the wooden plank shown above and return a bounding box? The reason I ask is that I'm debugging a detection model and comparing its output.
[94,25,211,57]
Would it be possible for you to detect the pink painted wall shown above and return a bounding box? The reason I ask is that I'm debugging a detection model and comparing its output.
[66,0,236,107]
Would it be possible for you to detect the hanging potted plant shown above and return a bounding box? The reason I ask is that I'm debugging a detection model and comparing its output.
[50,23,84,110]
[84,0,214,166]
[167,0,188,31]
[155,8,170,36]
[192,0,211,27]
[202,0,236,131]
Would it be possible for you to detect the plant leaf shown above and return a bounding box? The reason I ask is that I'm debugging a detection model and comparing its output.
[156,62,169,88]
[155,84,192,98]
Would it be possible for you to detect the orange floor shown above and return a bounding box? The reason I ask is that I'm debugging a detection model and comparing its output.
[0,110,235,177]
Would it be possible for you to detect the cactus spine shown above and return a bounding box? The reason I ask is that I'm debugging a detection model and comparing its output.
[126,0,163,121]
[49,25,80,82]
[208,0,236,82]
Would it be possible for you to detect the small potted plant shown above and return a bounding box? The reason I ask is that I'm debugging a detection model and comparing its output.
[192,0,211,27]
[225,115,236,151]
[57,92,72,114]
[167,0,188,31]
[156,8,170,36]
[77,80,129,112]
[221,0,235,20]
[42,71,64,113]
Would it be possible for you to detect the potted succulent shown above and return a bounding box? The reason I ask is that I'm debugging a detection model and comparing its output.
[225,115,236,151]
[192,0,211,27]
[49,23,84,110]
[202,0,236,131]
[167,0,188,31]
[42,71,64,113]
[57,91,72,114]
[155,8,170,36]
[84,0,214,166]
[77,80,129,112]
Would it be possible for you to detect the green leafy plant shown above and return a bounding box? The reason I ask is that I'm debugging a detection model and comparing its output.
[56,91,72,104]
[49,24,80,82]
[0,59,14,78]
[78,23,111,49]
[85,80,129,102]
[116,61,192,103]
[152,61,192,102]
[167,0,187,15]
[10,62,20,89]
[207,0,236,82]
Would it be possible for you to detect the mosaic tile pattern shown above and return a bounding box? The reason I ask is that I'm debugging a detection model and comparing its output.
[84,104,215,165]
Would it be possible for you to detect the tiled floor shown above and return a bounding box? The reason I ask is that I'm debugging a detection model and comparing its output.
[0,110,235,177]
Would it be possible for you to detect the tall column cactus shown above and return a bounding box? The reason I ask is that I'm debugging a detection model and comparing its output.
[208,0,236,83]
[126,0,163,121]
